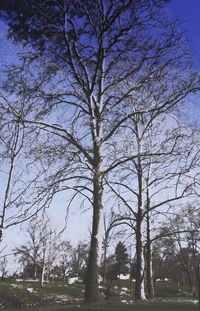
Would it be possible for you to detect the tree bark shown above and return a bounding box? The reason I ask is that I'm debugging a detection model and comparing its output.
[40,263,45,287]
[84,165,103,304]
[134,128,146,301]
[102,237,108,285]
[146,190,155,299]
[134,216,146,301]
[40,246,46,287]
[34,264,38,280]
[146,221,155,299]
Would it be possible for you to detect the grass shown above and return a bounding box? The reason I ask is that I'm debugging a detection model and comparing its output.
[52,301,199,311]
[37,283,84,297]
[0,280,84,307]
[104,278,190,299]
[0,284,41,306]
[0,278,198,310]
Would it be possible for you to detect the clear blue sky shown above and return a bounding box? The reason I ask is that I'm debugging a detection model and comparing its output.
[169,0,200,68]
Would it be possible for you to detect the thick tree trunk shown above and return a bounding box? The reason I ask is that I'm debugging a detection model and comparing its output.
[134,217,146,301]
[84,169,103,304]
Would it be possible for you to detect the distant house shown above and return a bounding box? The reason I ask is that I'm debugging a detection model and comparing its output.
[68,276,80,284]
[118,274,130,280]
[98,275,103,283]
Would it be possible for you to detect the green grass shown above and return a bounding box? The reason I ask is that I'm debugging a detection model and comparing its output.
[53,301,198,311]
[0,284,41,306]
[37,283,84,297]
[0,278,198,310]
[105,279,192,299]
[0,280,84,307]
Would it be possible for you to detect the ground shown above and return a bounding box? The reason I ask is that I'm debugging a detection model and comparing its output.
[4,301,199,311]
[0,278,198,310]
[57,302,198,311]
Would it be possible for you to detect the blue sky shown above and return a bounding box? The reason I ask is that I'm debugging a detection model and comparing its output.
[169,0,200,68]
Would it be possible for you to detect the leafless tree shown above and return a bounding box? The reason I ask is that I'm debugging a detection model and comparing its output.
[0,256,7,278]
[107,113,200,300]
[15,215,62,286]
[0,98,58,253]
[102,210,127,284]
[157,203,200,295]
[0,0,200,304]
[58,241,73,283]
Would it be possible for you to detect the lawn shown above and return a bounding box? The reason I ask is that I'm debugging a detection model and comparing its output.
[0,278,198,310]
[53,302,198,311]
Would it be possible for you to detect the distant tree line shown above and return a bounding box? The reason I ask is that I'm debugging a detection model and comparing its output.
[9,209,200,299]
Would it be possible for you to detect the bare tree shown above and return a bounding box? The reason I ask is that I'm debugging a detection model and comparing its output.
[15,215,62,286]
[156,203,200,295]
[107,113,200,300]
[0,0,199,304]
[0,256,7,278]
[71,241,89,278]
[58,241,73,283]
[0,99,57,252]
[102,210,126,284]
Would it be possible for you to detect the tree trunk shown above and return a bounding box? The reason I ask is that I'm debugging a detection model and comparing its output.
[105,278,114,299]
[134,138,146,301]
[84,168,103,304]
[146,195,155,299]
[102,235,108,285]
[40,264,45,287]
[34,264,38,280]
[186,269,194,294]
[134,217,146,301]
[146,240,155,299]
[40,246,46,287]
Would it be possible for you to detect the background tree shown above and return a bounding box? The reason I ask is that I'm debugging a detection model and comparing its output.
[0,93,59,253]
[101,210,126,284]
[107,110,200,300]
[115,241,129,277]
[154,203,200,295]
[0,256,7,278]
[103,242,129,298]
[15,216,62,286]
[58,241,73,283]
[71,241,89,281]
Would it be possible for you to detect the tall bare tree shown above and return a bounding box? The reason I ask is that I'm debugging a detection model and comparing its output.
[0,0,199,304]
